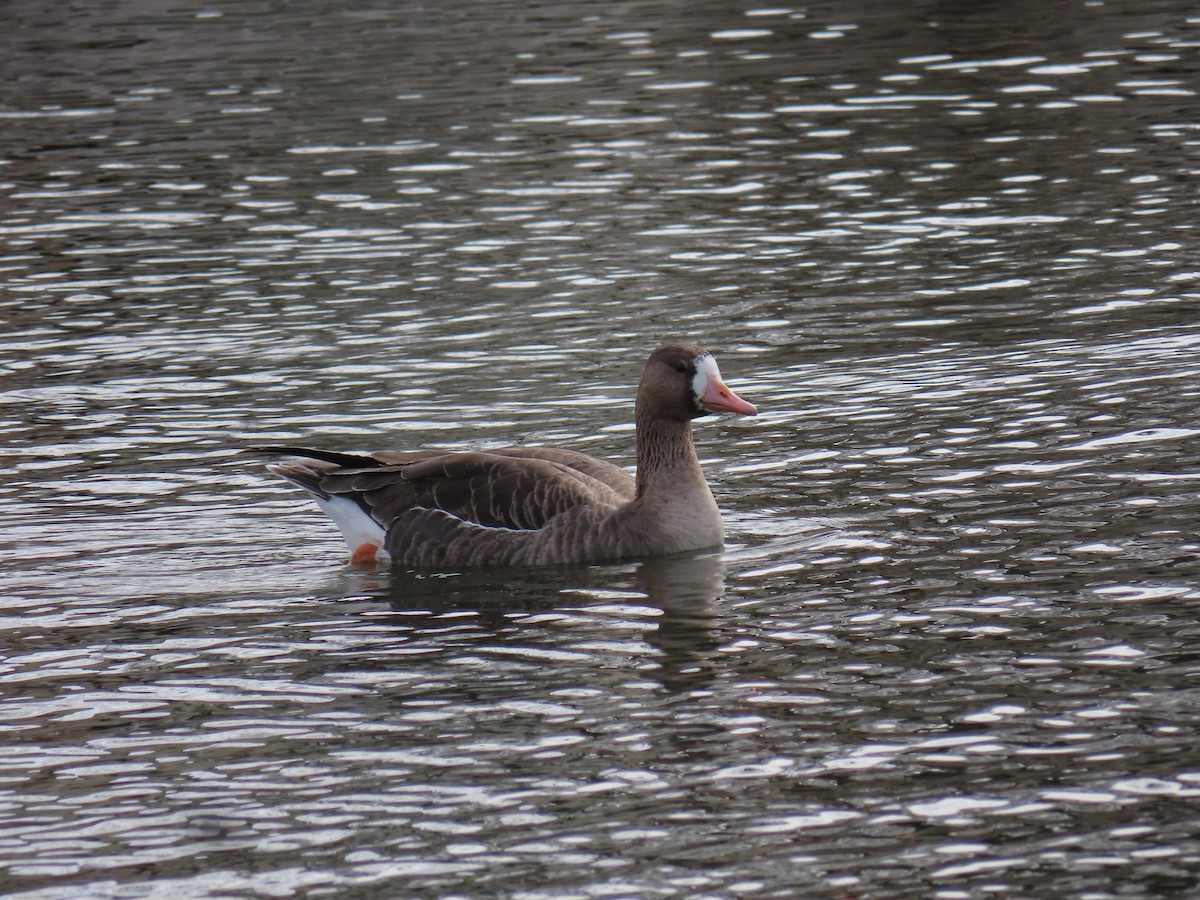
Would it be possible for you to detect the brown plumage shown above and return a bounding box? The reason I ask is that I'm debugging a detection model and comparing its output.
[252,343,757,567]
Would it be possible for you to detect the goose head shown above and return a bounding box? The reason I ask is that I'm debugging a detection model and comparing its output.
[637,343,758,423]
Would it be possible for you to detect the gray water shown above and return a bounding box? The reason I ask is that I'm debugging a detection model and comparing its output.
[4,0,1200,896]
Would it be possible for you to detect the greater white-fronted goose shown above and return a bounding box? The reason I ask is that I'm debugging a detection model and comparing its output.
[253,343,756,567]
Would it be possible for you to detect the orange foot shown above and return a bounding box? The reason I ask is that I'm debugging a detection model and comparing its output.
[350,543,380,566]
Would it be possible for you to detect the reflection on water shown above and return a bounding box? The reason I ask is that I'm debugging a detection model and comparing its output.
[3,0,1200,896]
[360,553,726,691]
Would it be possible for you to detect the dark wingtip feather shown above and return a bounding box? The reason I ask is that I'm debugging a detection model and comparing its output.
[243,446,384,468]
[266,462,332,500]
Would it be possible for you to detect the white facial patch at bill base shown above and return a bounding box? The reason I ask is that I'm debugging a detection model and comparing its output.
[691,353,721,402]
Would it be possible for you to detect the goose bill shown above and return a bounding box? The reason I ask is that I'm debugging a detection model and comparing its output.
[696,358,757,416]
[701,379,757,416]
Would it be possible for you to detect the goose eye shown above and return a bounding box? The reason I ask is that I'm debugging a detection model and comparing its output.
[672,360,688,373]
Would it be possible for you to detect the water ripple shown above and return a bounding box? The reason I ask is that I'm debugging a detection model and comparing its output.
[3,1,1200,897]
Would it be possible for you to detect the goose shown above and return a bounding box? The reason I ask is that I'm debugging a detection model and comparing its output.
[252,343,756,567]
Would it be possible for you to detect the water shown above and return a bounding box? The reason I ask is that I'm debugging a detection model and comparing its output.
[3,0,1200,895]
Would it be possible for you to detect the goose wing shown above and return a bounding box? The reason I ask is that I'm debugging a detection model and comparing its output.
[253,446,625,533]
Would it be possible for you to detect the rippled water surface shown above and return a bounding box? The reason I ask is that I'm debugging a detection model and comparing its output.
[4,0,1200,896]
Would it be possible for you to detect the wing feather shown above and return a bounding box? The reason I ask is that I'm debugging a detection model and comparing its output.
[252,445,633,563]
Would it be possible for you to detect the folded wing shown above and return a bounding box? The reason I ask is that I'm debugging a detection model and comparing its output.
[254,446,632,535]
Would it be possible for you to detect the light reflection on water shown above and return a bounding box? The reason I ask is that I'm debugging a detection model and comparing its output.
[3,0,1200,896]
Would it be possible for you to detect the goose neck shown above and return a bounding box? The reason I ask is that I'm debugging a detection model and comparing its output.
[635,415,699,497]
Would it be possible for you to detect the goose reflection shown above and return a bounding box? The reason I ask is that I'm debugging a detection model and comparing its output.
[343,552,725,690]
[633,552,724,690]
